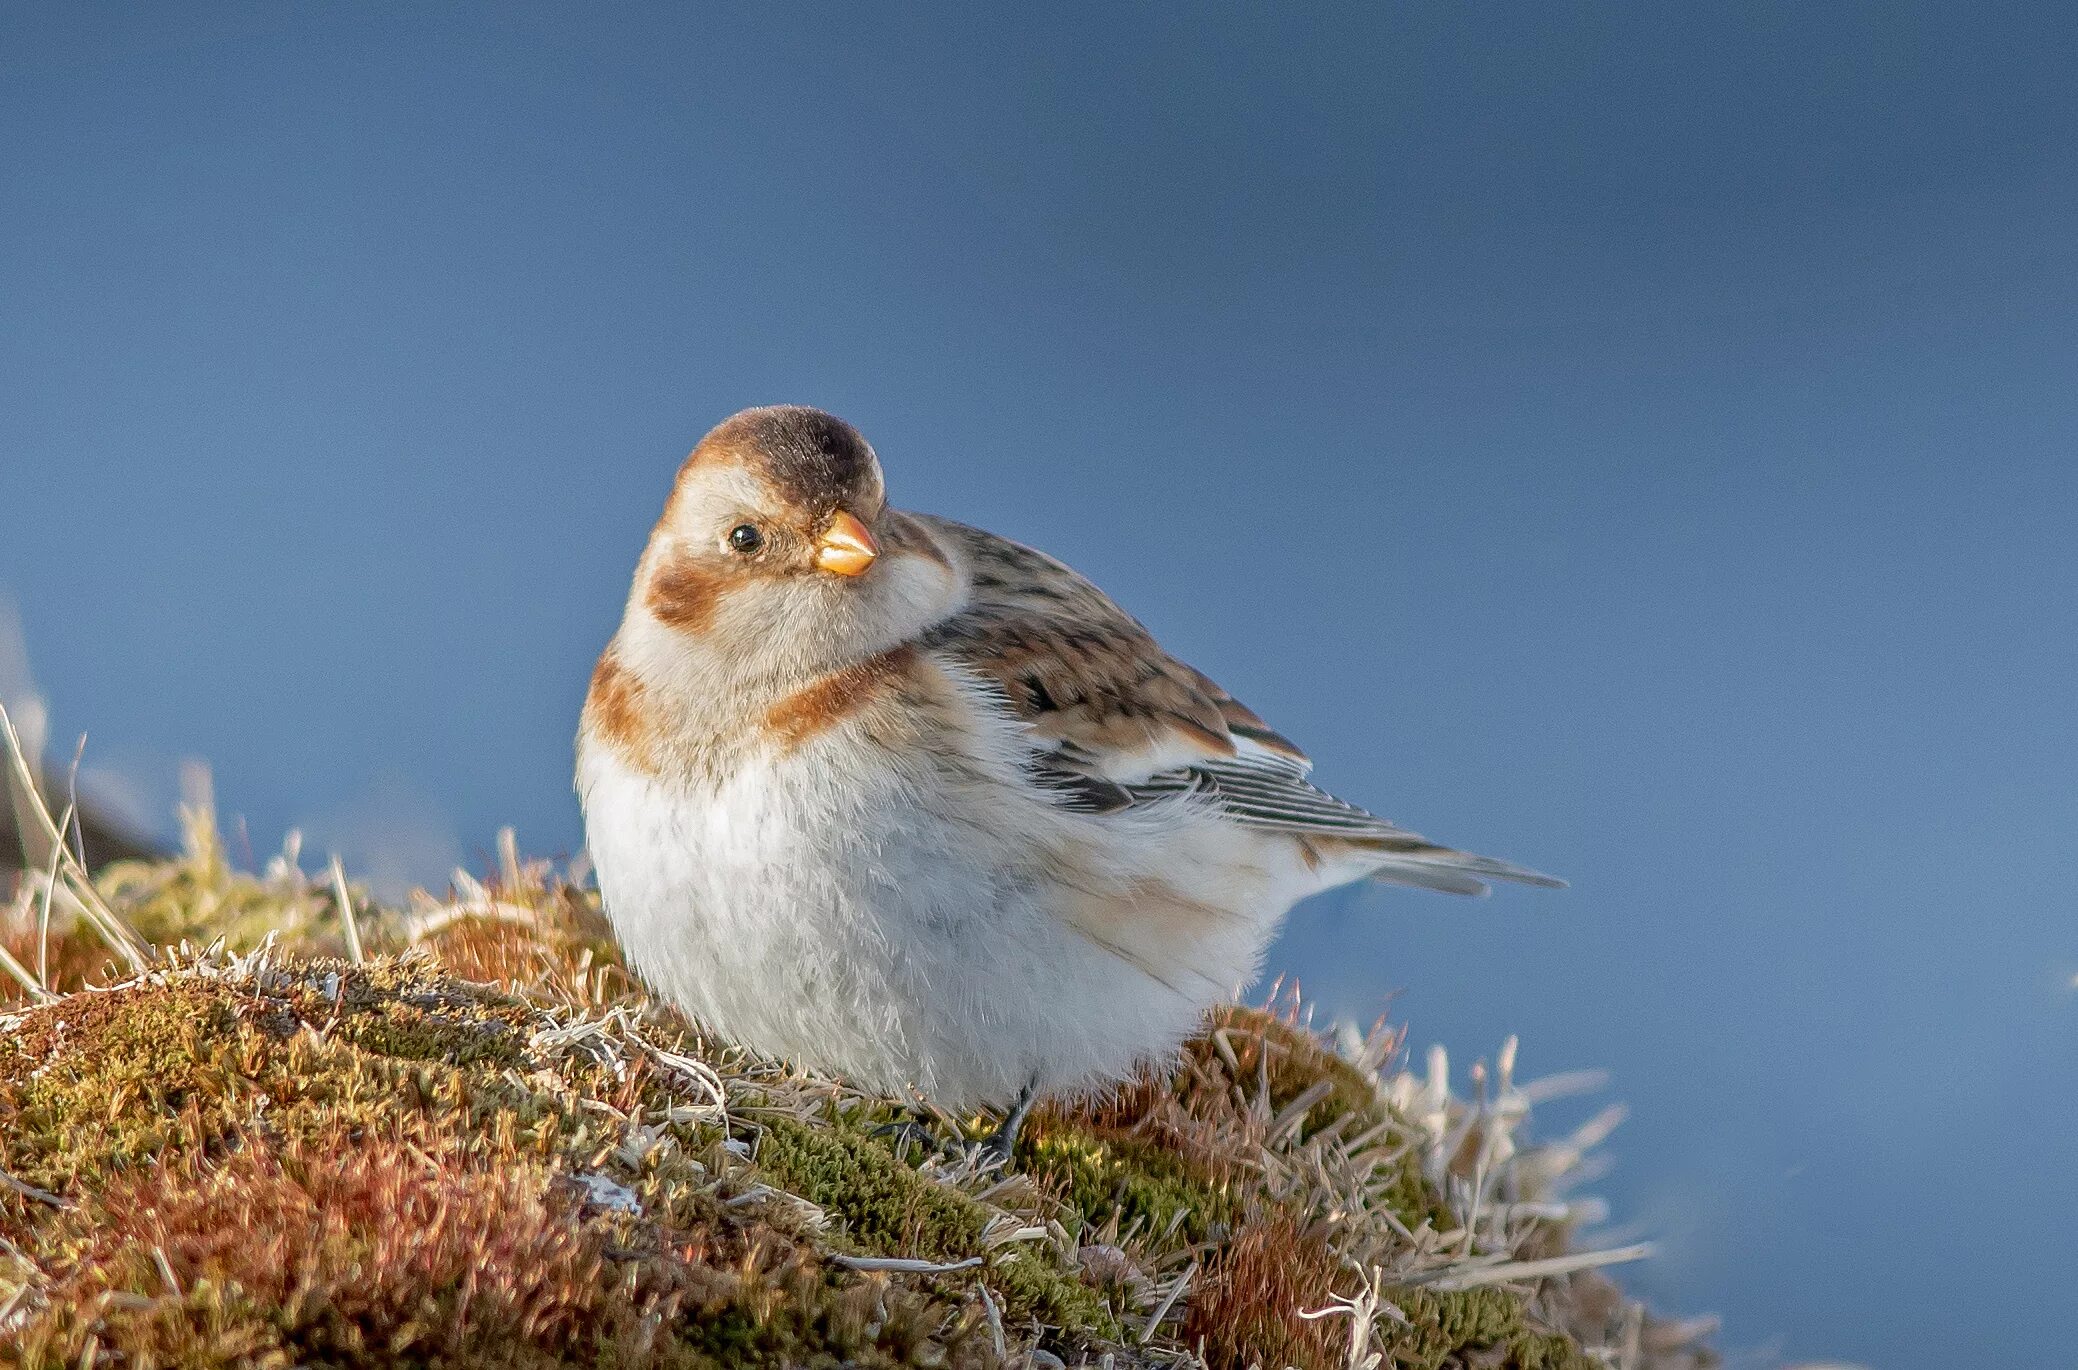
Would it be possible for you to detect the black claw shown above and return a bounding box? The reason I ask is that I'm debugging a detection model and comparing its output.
[870,1118,945,1157]
[978,1081,1039,1165]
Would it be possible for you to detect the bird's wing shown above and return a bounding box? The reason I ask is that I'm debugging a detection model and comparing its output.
[913,516,1562,893]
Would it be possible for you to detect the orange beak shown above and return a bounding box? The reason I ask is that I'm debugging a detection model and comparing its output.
[814,509,879,577]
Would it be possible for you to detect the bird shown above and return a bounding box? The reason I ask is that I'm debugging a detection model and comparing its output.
[577,405,1561,1147]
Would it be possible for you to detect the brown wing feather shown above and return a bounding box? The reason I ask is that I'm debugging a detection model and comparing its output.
[912,517,1566,892]
[915,516,1250,774]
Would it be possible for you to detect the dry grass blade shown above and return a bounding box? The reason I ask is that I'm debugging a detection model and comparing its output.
[329,854,364,965]
[35,790,77,988]
[0,940,52,1004]
[976,1282,1006,1360]
[1138,1260,1196,1344]
[1299,1266,1402,1370]
[1420,1243,1657,1292]
[826,1254,983,1274]
[0,703,149,974]
[0,1168,70,1210]
[0,875,53,1002]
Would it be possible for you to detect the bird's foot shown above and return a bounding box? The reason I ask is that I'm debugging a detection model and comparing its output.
[972,1082,1038,1169]
[871,1084,1039,1173]
[870,1116,951,1159]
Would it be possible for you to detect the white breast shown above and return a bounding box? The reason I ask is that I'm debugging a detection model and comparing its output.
[577,693,1322,1110]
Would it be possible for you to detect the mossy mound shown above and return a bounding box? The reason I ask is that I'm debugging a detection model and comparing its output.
[1,810,1719,1369]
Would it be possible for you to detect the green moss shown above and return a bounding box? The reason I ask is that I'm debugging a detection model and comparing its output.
[0,964,581,1202]
[1018,1121,1236,1249]
[0,964,1001,1370]
[1,983,254,1189]
[751,1110,1119,1341]
[0,822,1682,1369]
[1376,1142,1456,1234]
[95,806,356,958]
[752,1113,983,1260]
[1199,1009,1455,1235]
[1230,1011,1384,1133]
[1379,1286,1598,1370]
[662,1257,985,1370]
[320,973,535,1070]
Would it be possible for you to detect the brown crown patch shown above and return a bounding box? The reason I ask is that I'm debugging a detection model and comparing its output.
[687,406,884,518]
[762,644,921,751]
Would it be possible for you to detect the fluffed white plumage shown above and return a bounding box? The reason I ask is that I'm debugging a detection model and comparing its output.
[577,406,1559,1112]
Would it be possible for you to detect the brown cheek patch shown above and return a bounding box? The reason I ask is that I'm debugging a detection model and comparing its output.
[584,650,655,769]
[763,644,921,750]
[644,551,726,635]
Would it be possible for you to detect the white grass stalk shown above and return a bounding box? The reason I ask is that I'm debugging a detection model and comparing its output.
[0,703,149,974]
[329,855,365,965]
[1420,1242,1656,1291]
[35,798,72,988]
[0,937,52,1004]
[826,1253,982,1274]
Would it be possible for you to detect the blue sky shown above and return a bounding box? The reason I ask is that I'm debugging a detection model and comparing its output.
[6,6,2076,1364]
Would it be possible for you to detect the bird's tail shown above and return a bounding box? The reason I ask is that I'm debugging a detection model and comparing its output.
[1349,836,1567,897]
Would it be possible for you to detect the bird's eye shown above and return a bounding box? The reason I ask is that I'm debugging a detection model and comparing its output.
[726,524,764,555]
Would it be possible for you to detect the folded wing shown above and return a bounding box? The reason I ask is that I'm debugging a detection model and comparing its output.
[914,516,1563,895]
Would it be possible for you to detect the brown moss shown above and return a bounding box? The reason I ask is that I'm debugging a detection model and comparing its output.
[417,908,633,1006]
[21,1139,653,1366]
[0,918,122,1008]
[1182,1213,1349,1370]
[0,826,1701,1369]
[0,965,1003,1370]
[9,1133,993,1370]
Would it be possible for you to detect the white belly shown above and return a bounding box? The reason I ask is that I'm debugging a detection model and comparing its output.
[577,735,1313,1110]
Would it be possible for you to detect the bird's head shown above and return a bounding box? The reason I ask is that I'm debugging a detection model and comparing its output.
[627,406,959,684]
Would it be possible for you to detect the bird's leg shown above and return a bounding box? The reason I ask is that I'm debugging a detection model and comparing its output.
[871,1115,945,1158]
[978,1079,1039,1165]
[871,1090,955,1158]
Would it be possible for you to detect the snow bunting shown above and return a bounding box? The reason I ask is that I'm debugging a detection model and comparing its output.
[578,406,1560,1128]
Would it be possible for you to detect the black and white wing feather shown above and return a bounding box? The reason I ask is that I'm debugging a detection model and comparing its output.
[916,515,1564,895]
